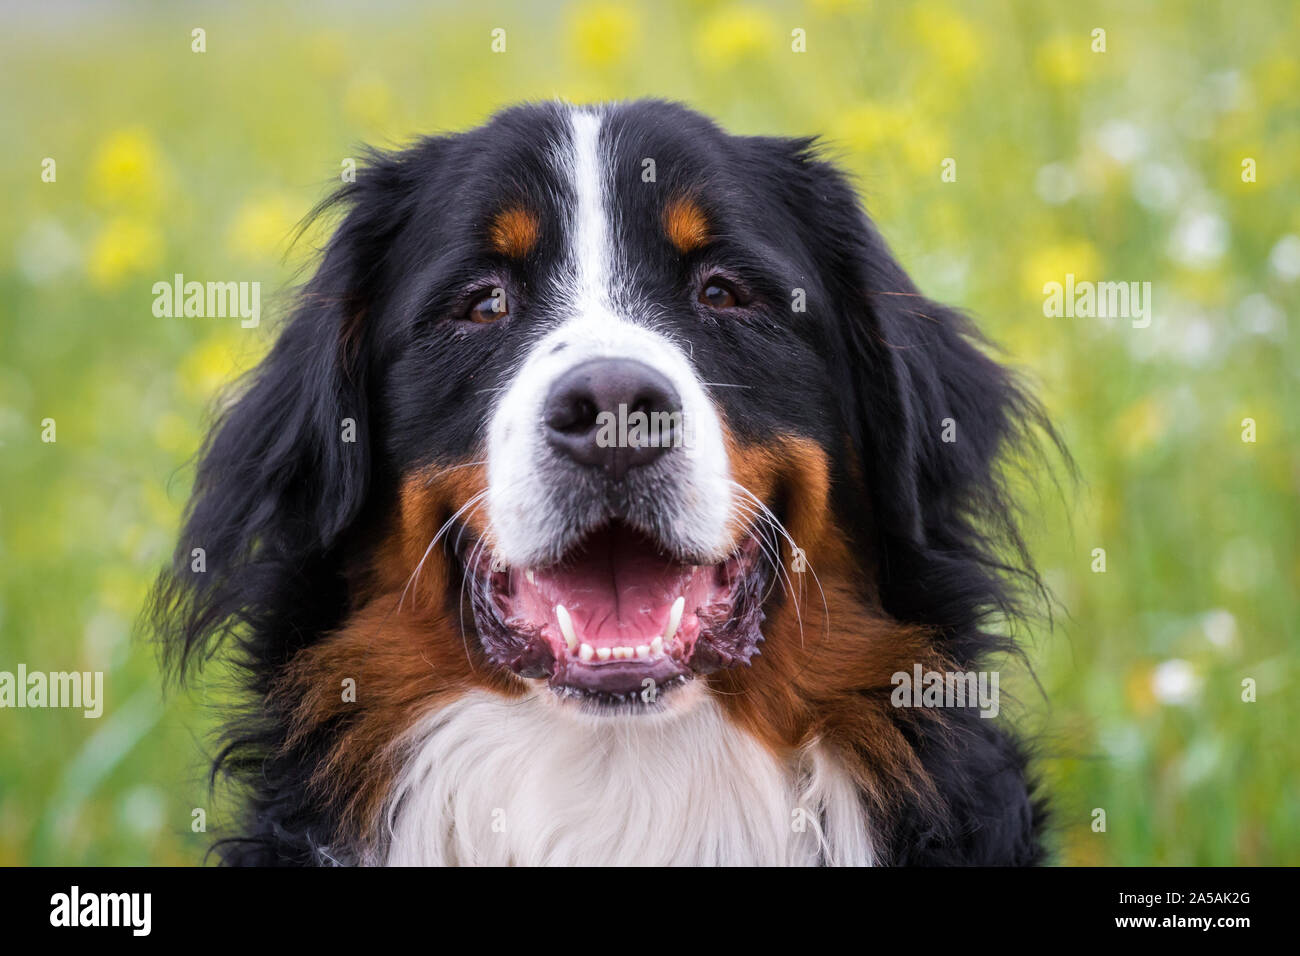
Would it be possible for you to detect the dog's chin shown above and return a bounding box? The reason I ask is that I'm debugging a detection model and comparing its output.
[462,520,770,712]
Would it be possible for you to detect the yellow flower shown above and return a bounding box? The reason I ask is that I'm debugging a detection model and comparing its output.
[307,30,347,78]
[1254,54,1299,107]
[693,5,778,69]
[89,129,166,208]
[86,216,163,288]
[1061,825,1107,867]
[808,0,867,11]
[1036,34,1086,87]
[227,194,303,262]
[97,566,146,619]
[143,482,179,530]
[911,6,980,77]
[1021,239,1100,300]
[152,411,197,455]
[830,102,943,173]
[178,332,260,403]
[343,73,395,132]
[1125,666,1158,716]
[832,102,908,154]
[1114,396,1168,458]
[569,1,639,68]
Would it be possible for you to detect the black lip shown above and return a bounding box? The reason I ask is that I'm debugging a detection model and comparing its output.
[551,643,692,696]
[552,659,692,706]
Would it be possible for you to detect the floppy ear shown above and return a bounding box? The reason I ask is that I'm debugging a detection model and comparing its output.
[846,220,1052,645]
[152,152,417,680]
[777,148,1057,863]
[847,221,1044,590]
[774,144,1055,650]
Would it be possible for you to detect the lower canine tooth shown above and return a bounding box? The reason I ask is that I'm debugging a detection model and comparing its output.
[555,605,577,652]
[596,647,612,661]
[579,643,594,662]
[650,636,663,655]
[663,596,685,644]
[526,569,536,585]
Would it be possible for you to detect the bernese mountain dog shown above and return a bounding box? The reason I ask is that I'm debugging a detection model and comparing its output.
[153,99,1056,866]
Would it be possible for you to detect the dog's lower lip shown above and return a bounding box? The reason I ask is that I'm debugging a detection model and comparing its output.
[462,522,768,703]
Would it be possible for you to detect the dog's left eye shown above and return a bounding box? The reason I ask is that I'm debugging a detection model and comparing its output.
[466,288,510,323]
[698,278,740,309]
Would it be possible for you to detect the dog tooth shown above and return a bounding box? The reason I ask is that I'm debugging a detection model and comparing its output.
[555,605,578,652]
[650,636,663,656]
[636,644,650,658]
[596,647,612,661]
[526,569,536,585]
[663,596,685,644]
[579,643,594,662]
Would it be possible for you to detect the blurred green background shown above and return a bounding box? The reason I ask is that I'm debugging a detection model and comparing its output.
[1,0,1296,865]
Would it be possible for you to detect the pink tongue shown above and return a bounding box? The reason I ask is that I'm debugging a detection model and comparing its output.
[531,527,694,646]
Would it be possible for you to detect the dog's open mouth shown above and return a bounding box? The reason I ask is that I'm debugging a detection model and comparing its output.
[463,522,769,705]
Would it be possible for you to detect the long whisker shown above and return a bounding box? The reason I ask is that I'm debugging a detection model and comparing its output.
[355,491,490,663]
[729,480,831,648]
[399,489,489,614]
[744,487,824,637]
[728,499,791,607]
[457,530,494,670]
[726,495,804,652]
[421,460,488,487]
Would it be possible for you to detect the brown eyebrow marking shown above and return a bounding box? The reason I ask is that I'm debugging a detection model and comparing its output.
[489,205,541,258]
[663,196,710,253]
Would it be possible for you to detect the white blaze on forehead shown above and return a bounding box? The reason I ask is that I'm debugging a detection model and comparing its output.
[567,109,614,312]
[484,104,733,568]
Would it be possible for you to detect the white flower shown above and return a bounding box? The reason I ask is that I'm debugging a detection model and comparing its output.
[1096,120,1146,164]
[1169,208,1229,268]
[1035,162,1078,204]
[1201,610,1237,650]
[1268,234,1300,282]
[1152,659,1201,705]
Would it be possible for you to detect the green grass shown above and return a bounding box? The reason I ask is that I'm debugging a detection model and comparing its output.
[1,0,1296,865]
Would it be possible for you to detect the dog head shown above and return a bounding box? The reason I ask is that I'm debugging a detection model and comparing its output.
[154,100,1050,860]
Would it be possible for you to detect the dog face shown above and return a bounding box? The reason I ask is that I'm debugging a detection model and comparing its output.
[155,100,1049,864]
[334,101,893,710]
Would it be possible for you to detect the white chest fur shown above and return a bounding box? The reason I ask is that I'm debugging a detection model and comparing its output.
[372,686,874,866]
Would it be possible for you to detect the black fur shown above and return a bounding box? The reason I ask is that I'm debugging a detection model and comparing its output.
[151,100,1059,866]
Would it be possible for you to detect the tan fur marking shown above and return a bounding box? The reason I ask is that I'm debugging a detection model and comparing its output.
[273,459,514,844]
[664,196,710,253]
[716,429,950,829]
[275,435,948,852]
[489,206,540,258]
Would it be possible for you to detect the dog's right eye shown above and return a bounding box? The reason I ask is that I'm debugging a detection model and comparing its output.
[698,278,740,310]
[466,288,510,323]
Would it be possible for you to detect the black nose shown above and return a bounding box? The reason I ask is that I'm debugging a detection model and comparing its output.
[543,358,683,480]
